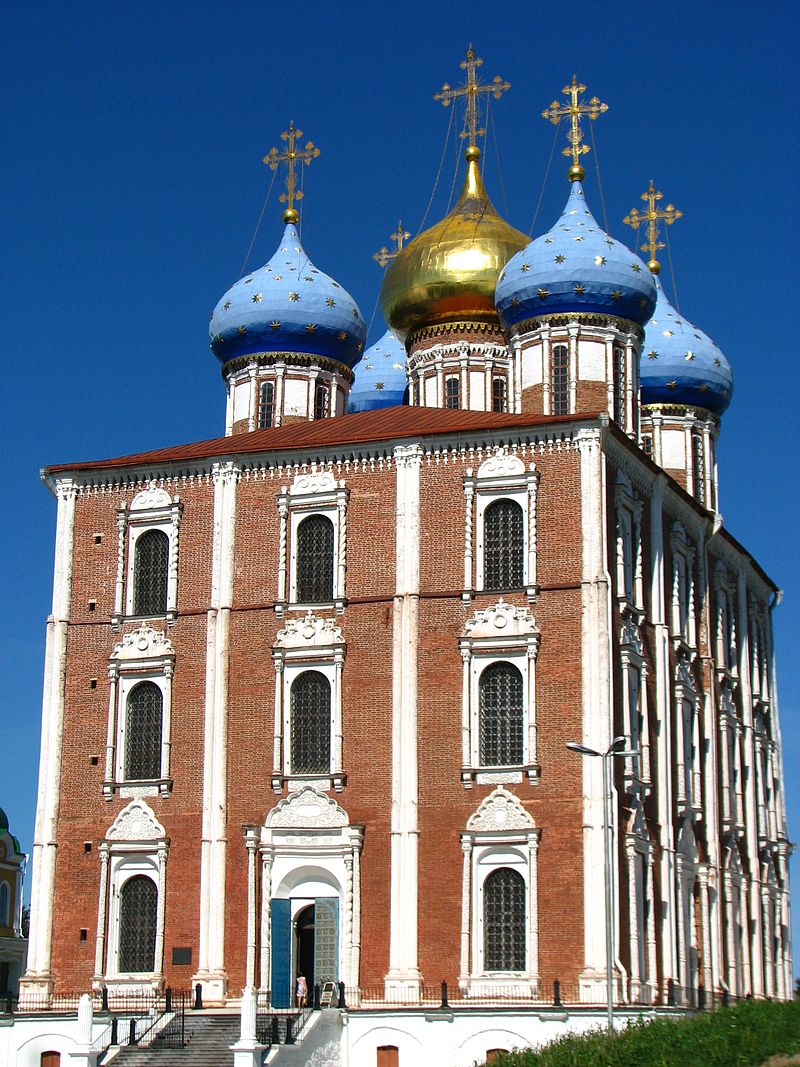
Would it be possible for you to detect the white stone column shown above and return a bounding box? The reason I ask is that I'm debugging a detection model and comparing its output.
[576,427,613,1002]
[276,494,288,606]
[460,649,471,769]
[568,326,578,413]
[155,843,168,977]
[161,661,174,788]
[248,367,258,433]
[93,843,110,981]
[385,443,422,1001]
[105,666,118,787]
[225,379,234,436]
[272,659,283,781]
[230,986,266,1067]
[459,837,471,982]
[22,478,77,1001]
[350,840,363,995]
[463,481,474,594]
[259,852,273,993]
[626,843,641,996]
[194,461,239,1003]
[527,831,541,988]
[113,506,127,624]
[244,828,259,988]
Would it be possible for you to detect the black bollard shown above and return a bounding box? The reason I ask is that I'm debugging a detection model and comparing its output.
[5,993,12,1015]
[441,981,449,1009]
[667,978,675,1006]
[101,987,109,1013]
[338,981,346,1010]
[553,979,562,1007]
[313,983,321,1010]
[193,983,203,1010]
[165,987,172,1012]
[129,1018,137,1045]
[110,1017,118,1045]
[722,987,729,1008]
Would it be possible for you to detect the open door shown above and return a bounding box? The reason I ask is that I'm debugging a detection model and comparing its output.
[270,898,292,1008]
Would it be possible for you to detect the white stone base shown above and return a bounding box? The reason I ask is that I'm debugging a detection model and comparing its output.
[383,972,422,1003]
[230,1040,268,1067]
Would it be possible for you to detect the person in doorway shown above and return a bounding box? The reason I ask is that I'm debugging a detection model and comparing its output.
[296,973,308,1007]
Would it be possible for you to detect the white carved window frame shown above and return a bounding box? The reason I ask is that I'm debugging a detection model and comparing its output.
[619,624,650,789]
[463,451,540,602]
[674,657,701,818]
[459,600,540,788]
[624,812,657,1002]
[94,801,168,990]
[104,625,174,800]
[113,486,182,629]
[614,473,644,612]
[276,469,348,616]
[669,523,696,650]
[458,788,540,996]
[271,611,346,794]
[714,563,738,679]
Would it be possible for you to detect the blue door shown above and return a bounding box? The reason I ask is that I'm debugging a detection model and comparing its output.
[270,898,292,1008]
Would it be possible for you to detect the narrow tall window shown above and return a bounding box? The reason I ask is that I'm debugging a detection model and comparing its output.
[492,377,507,413]
[551,344,569,415]
[124,682,163,781]
[445,376,460,409]
[479,662,524,766]
[258,380,275,429]
[314,381,329,420]
[132,529,169,616]
[483,500,524,590]
[692,433,706,505]
[613,345,626,424]
[295,515,334,603]
[118,875,157,973]
[0,882,10,928]
[483,868,526,970]
[290,671,331,774]
[641,433,653,458]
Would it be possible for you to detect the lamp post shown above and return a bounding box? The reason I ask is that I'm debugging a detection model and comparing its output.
[566,736,639,1032]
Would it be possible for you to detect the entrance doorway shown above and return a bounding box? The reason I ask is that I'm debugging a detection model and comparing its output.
[295,904,315,994]
[271,896,340,1008]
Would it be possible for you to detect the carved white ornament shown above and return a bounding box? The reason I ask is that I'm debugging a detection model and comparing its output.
[676,653,696,694]
[289,467,337,496]
[266,787,349,829]
[620,617,643,654]
[106,800,166,842]
[466,787,535,832]
[130,486,173,511]
[463,599,539,640]
[112,624,174,662]
[477,449,526,479]
[275,611,344,649]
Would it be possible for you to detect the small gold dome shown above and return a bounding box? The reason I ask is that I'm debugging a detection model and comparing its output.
[380,148,528,341]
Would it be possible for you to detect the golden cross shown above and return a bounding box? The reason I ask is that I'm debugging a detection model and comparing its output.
[434,46,510,147]
[623,180,682,274]
[541,75,608,181]
[373,220,411,268]
[263,121,320,224]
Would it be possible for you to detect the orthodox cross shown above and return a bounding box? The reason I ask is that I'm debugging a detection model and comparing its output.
[542,76,608,181]
[434,46,510,147]
[623,180,682,274]
[373,220,411,268]
[263,121,320,224]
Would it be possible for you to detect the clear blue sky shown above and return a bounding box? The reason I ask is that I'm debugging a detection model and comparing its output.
[2,1,799,968]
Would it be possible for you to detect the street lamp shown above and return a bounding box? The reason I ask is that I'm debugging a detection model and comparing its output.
[566,736,639,1032]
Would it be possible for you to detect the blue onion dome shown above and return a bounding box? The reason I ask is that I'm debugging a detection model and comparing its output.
[640,280,732,415]
[348,328,408,412]
[496,182,657,329]
[209,221,366,369]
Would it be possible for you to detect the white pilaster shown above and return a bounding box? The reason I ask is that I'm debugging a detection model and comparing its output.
[385,443,422,1001]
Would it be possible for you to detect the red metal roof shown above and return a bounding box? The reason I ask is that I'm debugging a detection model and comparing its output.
[45,406,599,475]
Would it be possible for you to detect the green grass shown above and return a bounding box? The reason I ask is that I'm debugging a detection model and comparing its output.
[481,1000,800,1067]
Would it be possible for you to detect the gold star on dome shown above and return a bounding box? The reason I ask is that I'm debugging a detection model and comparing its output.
[611,290,622,302]
[365,363,373,370]
[352,307,359,317]
[376,382,385,390]
[338,331,347,341]
[555,254,566,263]
[223,300,231,310]
[326,298,336,307]
[538,288,549,299]
[631,263,642,273]
[511,296,520,306]
[714,358,722,367]
[541,75,608,180]
[640,297,647,307]
[574,235,585,242]
[700,383,708,392]
[521,263,530,273]
[304,276,314,282]
[271,321,281,330]
[252,293,262,303]
[544,237,553,244]
[237,325,246,335]
[685,350,695,361]
[663,329,673,337]
[289,292,300,301]
[574,284,586,295]
[274,275,282,281]
[244,277,253,283]
[434,46,510,148]
[306,323,317,332]
[393,362,404,370]
[595,255,606,266]
[667,380,677,389]
[331,281,340,288]
[214,333,222,343]
[648,350,658,359]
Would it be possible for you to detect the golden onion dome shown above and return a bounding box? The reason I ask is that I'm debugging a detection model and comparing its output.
[380,146,528,341]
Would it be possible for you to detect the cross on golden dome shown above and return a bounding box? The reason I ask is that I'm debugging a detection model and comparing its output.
[623,180,682,274]
[541,76,608,182]
[263,121,320,225]
[373,220,412,269]
[434,46,510,148]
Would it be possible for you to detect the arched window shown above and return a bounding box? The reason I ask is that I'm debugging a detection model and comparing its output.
[124,682,163,781]
[479,663,524,766]
[552,344,569,415]
[290,671,331,774]
[483,500,524,590]
[296,515,334,603]
[132,529,169,616]
[314,381,329,420]
[445,375,460,409]
[118,875,157,973]
[492,377,507,413]
[483,867,526,971]
[0,881,10,927]
[258,380,275,429]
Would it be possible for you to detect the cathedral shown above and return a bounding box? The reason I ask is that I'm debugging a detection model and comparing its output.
[13,54,791,1066]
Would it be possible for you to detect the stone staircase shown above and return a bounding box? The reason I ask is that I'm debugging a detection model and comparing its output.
[108,1013,243,1066]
